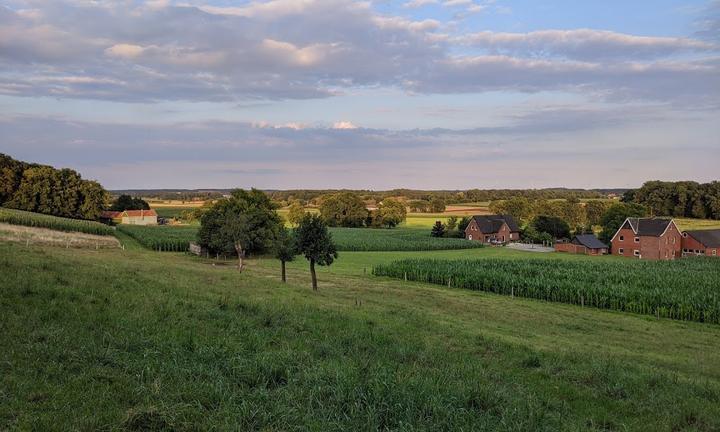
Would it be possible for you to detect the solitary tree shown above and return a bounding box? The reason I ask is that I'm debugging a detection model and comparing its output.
[319,192,368,227]
[431,220,446,237]
[295,214,338,290]
[197,189,281,271]
[275,227,296,283]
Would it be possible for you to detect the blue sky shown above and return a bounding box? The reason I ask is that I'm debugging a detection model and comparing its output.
[0,0,718,189]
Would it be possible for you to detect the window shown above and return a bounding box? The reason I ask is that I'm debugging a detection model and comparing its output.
[619,235,624,241]
[634,250,640,257]
[468,235,472,241]
[683,232,688,238]
[634,237,640,243]
[618,248,624,254]
[665,250,668,258]
[672,237,676,244]
[713,250,717,256]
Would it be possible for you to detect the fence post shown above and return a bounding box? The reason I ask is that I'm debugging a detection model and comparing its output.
[511,286,514,298]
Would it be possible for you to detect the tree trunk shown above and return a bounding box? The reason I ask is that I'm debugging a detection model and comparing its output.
[310,258,317,290]
[235,242,245,272]
[281,260,286,283]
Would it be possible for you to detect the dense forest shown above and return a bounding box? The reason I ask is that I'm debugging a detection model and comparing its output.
[623,181,720,220]
[0,153,107,220]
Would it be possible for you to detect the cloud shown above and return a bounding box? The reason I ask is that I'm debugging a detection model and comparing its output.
[457,29,718,60]
[2,112,717,189]
[332,121,358,129]
[0,1,717,106]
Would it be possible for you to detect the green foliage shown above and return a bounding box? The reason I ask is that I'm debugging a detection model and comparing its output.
[585,200,612,226]
[329,227,484,251]
[408,200,430,212]
[429,197,446,213]
[319,192,368,227]
[599,203,648,243]
[0,153,107,220]
[531,215,571,239]
[457,216,472,232]
[431,220,446,238]
[286,201,306,227]
[377,198,407,228]
[197,189,281,257]
[490,197,532,223]
[275,228,297,263]
[373,258,720,323]
[116,225,197,252]
[110,194,150,211]
[296,214,337,266]
[296,214,337,289]
[446,216,458,231]
[0,207,113,236]
[625,180,720,220]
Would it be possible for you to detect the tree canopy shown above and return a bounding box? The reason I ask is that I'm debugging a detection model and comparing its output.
[197,188,281,270]
[295,214,337,290]
[599,203,648,243]
[622,181,720,220]
[531,215,571,239]
[110,194,150,211]
[0,153,107,220]
[319,192,368,227]
[377,198,407,228]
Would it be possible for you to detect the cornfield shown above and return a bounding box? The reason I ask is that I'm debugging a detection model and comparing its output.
[117,225,196,252]
[329,227,483,251]
[0,207,113,236]
[373,258,720,324]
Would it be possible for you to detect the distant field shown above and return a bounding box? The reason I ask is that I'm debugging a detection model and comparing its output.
[329,227,483,251]
[152,206,189,218]
[0,207,113,236]
[675,218,720,231]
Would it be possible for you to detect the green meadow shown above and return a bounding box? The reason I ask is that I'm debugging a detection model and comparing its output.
[2,237,720,430]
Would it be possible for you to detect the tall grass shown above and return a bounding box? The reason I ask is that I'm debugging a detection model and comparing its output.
[0,207,113,236]
[373,258,720,323]
[329,227,483,251]
[116,225,196,251]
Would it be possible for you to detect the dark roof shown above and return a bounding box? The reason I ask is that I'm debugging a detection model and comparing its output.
[471,214,520,234]
[685,229,720,248]
[627,218,673,237]
[572,234,608,250]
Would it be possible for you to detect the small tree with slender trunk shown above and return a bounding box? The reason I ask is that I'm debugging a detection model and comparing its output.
[295,214,337,290]
[274,227,296,283]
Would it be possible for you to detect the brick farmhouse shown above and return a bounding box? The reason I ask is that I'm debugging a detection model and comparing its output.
[610,218,681,260]
[465,215,520,244]
[101,209,158,225]
[682,230,720,257]
[555,234,608,255]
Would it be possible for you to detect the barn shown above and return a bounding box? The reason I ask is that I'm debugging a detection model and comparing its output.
[100,209,158,225]
[555,234,608,255]
[682,230,720,257]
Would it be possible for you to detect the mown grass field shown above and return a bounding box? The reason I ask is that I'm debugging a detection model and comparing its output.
[2,241,720,430]
[329,227,483,251]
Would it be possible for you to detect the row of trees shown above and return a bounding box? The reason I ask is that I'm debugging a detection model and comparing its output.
[489,196,613,233]
[109,194,150,211]
[196,189,337,289]
[622,181,720,220]
[268,188,607,206]
[408,199,446,213]
[0,153,107,220]
[304,192,407,229]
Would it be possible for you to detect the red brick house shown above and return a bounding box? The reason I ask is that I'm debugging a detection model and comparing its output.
[610,218,681,260]
[555,234,608,255]
[682,230,720,257]
[465,215,520,244]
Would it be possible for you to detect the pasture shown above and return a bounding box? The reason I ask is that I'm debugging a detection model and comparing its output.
[329,227,483,251]
[2,241,720,430]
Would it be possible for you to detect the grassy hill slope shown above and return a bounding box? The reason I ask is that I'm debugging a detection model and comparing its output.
[1,243,719,430]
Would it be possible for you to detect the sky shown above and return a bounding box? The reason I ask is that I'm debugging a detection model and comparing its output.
[1,0,718,190]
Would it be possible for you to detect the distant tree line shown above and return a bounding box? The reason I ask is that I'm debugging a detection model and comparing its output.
[317,192,407,228]
[622,181,720,220]
[110,194,150,211]
[0,153,107,220]
[267,188,611,206]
